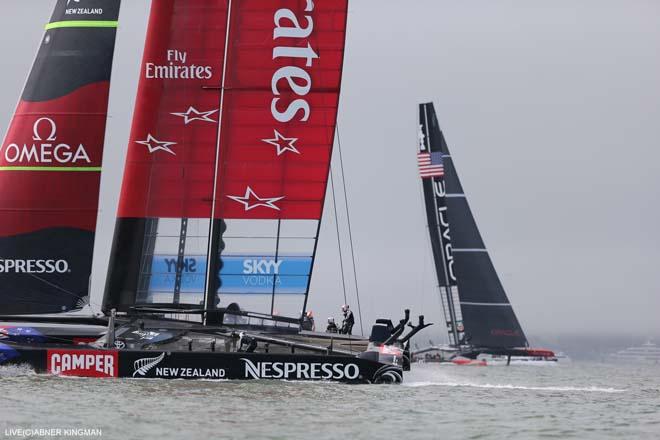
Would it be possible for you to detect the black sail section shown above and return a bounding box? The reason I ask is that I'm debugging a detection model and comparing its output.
[418,102,527,348]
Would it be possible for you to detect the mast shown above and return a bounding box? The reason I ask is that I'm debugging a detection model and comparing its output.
[418,104,461,346]
[0,0,120,315]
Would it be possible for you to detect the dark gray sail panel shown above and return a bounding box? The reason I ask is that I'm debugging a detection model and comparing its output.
[461,304,527,348]
[418,102,528,349]
[441,157,464,195]
[452,252,510,304]
[445,198,485,250]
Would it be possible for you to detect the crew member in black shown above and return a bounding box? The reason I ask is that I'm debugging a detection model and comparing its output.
[340,304,354,335]
[326,317,338,333]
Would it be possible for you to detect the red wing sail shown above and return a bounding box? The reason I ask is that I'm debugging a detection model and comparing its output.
[104,0,349,318]
[104,0,229,311]
[0,0,120,314]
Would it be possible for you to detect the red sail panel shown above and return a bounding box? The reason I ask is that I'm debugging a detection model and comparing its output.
[216,0,349,220]
[0,83,108,236]
[117,0,228,219]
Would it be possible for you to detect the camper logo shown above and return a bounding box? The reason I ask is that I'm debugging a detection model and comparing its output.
[48,349,117,378]
[2,117,92,166]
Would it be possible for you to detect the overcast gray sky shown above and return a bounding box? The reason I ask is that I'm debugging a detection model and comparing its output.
[1,1,658,341]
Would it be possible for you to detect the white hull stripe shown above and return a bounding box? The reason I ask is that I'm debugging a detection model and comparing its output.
[461,302,511,307]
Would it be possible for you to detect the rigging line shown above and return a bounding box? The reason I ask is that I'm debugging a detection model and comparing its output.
[23,273,103,309]
[334,125,363,336]
[329,168,348,306]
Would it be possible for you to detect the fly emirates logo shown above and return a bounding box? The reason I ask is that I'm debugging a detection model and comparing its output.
[1,117,91,166]
[270,0,319,123]
[145,49,213,80]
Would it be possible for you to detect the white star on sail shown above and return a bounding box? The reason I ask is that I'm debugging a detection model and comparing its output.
[261,129,300,156]
[135,134,177,155]
[227,187,284,211]
[171,106,218,125]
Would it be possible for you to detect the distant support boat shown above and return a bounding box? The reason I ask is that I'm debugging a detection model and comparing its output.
[610,340,660,365]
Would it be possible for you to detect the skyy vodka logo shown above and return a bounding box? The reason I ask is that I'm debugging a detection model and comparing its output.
[1,117,91,165]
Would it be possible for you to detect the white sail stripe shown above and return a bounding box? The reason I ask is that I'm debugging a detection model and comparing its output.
[461,302,512,307]
[452,248,487,252]
[445,193,465,198]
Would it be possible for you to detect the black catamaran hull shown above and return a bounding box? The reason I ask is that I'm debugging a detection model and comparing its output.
[0,344,402,384]
[0,318,107,344]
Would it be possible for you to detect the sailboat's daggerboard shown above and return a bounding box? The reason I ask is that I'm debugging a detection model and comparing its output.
[0,0,121,315]
[105,0,349,318]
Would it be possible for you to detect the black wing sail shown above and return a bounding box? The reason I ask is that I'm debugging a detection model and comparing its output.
[418,102,527,348]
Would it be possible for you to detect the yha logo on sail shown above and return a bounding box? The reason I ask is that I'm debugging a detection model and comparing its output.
[47,349,117,378]
[1,117,91,165]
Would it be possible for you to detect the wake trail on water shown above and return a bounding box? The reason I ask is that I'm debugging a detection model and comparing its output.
[403,381,625,393]
[0,364,36,377]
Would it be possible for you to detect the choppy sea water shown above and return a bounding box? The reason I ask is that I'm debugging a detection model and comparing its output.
[1,361,659,440]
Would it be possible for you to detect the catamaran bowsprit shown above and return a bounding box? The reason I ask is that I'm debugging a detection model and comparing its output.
[0,0,429,383]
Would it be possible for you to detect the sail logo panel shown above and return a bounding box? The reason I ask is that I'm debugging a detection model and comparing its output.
[0,0,120,314]
[147,255,311,295]
[217,0,347,220]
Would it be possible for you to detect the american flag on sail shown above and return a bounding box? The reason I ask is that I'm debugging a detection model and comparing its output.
[417,151,444,178]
